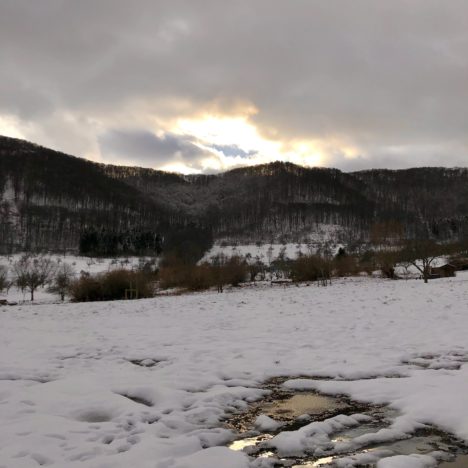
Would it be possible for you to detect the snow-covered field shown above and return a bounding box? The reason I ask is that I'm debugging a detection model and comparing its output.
[1,274,468,467]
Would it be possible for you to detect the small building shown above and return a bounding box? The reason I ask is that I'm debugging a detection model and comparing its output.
[430,264,456,278]
[449,258,468,271]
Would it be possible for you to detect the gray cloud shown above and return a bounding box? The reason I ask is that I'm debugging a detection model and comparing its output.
[1,0,468,171]
[210,144,257,158]
[99,129,212,168]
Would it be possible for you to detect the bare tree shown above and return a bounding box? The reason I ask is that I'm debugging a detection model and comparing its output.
[12,255,56,301]
[375,249,400,279]
[48,263,75,301]
[399,260,413,280]
[400,240,442,283]
[0,265,8,293]
[266,245,274,266]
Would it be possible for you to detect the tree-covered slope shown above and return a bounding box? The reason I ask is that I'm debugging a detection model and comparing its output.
[1,135,467,253]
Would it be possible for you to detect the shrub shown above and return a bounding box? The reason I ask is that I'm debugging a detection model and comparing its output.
[185,264,214,291]
[69,274,103,302]
[158,259,192,290]
[218,256,248,287]
[375,250,400,279]
[333,250,358,277]
[290,255,332,282]
[158,255,248,292]
[69,269,154,302]
[159,263,216,291]
[248,260,265,281]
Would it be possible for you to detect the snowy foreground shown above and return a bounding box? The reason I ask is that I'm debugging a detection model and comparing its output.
[1,275,468,467]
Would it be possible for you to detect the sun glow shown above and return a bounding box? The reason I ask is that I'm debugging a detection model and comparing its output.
[159,161,203,175]
[172,113,326,171]
[0,115,25,140]
[175,114,281,155]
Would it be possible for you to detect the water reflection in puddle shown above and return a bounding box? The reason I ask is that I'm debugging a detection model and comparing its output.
[440,454,468,467]
[264,393,348,420]
[292,456,335,467]
[373,435,450,455]
[229,434,272,451]
[226,381,467,467]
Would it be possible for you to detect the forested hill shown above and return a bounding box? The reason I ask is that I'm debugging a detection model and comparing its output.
[106,161,468,244]
[0,136,173,253]
[1,135,467,254]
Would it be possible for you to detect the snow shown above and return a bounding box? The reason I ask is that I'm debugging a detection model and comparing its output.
[202,243,311,264]
[267,413,372,457]
[202,232,344,264]
[377,454,438,468]
[1,274,468,467]
[254,415,283,432]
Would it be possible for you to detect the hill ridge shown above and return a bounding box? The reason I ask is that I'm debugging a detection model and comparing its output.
[1,135,467,253]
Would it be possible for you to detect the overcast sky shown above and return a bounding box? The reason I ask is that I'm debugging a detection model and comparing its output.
[1,1,468,173]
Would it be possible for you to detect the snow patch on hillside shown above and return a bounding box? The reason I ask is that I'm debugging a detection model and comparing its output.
[203,225,345,263]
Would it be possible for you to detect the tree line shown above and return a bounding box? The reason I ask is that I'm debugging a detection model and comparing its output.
[1,233,466,304]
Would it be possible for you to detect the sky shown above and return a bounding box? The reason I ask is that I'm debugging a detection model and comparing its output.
[1,1,468,174]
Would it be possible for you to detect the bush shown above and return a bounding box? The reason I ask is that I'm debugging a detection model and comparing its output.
[159,263,217,292]
[69,274,103,302]
[158,258,192,290]
[185,264,214,291]
[290,255,332,282]
[375,250,400,279]
[333,249,358,277]
[69,269,154,302]
[358,250,376,276]
[158,255,248,292]
[217,256,248,287]
[248,260,265,281]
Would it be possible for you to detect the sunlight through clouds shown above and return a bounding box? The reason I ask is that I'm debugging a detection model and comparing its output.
[2,1,468,172]
[170,112,327,172]
[0,115,25,140]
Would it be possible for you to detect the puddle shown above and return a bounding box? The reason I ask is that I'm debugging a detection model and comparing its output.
[331,419,387,442]
[226,377,468,467]
[292,458,335,467]
[263,394,348,421]
[371,434,453,455]
[438,455,468,468]
[229,435,273,452]
[440,454,468,467]
[225,377,360,434]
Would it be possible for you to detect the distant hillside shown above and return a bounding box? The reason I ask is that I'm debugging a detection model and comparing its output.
[1,135,467,254]
[106,161,468,244]
[0,136,172,253]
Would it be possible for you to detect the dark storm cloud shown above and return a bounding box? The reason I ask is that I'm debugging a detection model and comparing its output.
[99,129,210,166]
[1,0,468,170]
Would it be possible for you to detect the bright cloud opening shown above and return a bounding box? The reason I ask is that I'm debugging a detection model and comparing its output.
[170,112,328,172]
[0,115,25,140]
